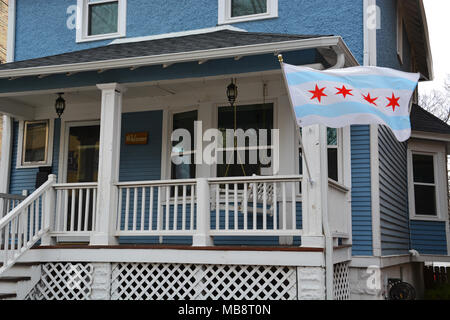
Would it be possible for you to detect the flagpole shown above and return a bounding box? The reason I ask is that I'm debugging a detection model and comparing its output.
[278,54,314,185]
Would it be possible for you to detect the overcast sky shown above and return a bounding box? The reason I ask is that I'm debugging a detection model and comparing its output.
[418,0,450,94]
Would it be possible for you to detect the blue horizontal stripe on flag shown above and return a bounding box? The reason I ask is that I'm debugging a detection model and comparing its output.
[286,71,418,91]
[293,102,411,130]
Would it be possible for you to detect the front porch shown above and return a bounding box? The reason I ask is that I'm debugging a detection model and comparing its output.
[0,30,358,299]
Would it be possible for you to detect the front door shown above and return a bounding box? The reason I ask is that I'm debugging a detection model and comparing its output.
[65,123,100,183]
[58,122,100,241]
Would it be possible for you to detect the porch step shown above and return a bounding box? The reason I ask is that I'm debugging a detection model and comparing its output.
[0,293,17,299]
[0,264,41,300]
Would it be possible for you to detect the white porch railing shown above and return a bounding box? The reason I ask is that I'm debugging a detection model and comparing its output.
[0,175,56,275]
[114,175,302,239]
[115,179,197,236]
[52,183,98,236]
[0,193,27,219]
[208,176,302,236]
[327,179,351,238]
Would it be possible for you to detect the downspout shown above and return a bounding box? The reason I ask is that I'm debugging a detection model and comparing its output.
[0,0,16,197]
[323,45,345,300]
[6,0,16,63]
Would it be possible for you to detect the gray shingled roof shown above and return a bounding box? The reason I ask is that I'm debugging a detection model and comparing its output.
[410,103,450,135]
[0,30,329,71]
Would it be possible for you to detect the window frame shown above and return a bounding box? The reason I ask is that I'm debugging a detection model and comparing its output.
[296,127,344,183]
[17,119,54,168]
[407,141,448,221]
[215,102,275,178]
[218,0,278,25]
[76,0,127,43]
[168,107,200,181]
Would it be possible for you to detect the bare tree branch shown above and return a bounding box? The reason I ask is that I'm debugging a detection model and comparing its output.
[419,74,450,124]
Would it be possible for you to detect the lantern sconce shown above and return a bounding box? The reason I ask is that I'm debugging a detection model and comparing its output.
[55,93,66,118]
[226,79,238,107]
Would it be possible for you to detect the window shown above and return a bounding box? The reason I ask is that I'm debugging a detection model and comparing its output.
[77,0,126,42]
[297,127,341,182]
[171,110,198,180]
[18,120,53,167]
[217,103,273,178]
[411,154,437,216]
[327,128,339,181]
[218,0,278,25]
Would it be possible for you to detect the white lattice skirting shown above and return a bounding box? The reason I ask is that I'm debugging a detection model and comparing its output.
[333,262,350,300]
[26,263,94,300]
[111,263,298,300]
[25,262,332,300]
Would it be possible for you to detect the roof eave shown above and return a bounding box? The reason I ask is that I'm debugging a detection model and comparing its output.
[0,36,359,80]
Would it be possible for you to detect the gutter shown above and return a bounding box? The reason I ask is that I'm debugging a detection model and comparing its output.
[0,36,358,79]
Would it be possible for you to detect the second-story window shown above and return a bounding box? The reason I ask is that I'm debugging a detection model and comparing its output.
[218,0,278,25]
[77,0,127,43]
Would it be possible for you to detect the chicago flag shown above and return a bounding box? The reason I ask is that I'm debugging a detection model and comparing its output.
[281,63,420,142]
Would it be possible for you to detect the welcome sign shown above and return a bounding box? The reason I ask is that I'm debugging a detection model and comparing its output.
[125,132,148,145]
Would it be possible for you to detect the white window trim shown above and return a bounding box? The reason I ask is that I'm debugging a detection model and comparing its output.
[407,142,448,221]
[218,0,278,25]
[16,119,54,169]
[76,0,127,43]
[166,107,200,181]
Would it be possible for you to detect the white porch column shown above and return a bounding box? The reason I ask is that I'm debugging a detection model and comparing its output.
[0,115,13,195]
[90,83,125,245]
[301,124,328,248]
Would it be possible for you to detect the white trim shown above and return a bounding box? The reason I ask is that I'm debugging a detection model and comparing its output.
[370,124,381,256]
[166,107,200,180]
[411,131,450,143]
[363,0,377,66]
[60,120,101,184]
[407,141,448,221]
[76,0,127,43]
[218,0,278,25]
[110,25,247,45]
[6,0,16,63]
[15,119,54,169]
[13,248,324,267]
[0,36,357,79]
[396,0,404,65]
[350,254,412,268]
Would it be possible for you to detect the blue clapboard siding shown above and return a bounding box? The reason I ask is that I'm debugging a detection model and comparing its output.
[410,220,448,255]
[351,125,373,255]
[378,125,410,255]
[213,201,302,246]
[119,111,163,182]
[118,110,166,244]
[9,119,60,195]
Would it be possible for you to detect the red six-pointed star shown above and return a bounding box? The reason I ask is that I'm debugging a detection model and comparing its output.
[335,85,353,98]
[386,93,400,111]
[362,93,378,106]
[309,84,327,102]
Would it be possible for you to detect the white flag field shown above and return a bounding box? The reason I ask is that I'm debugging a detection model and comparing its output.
[281,63,420,142]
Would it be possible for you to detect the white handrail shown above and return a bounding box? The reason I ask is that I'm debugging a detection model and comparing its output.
[0,175,56,276]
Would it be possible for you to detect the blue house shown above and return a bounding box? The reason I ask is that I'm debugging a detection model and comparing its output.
[0,0,447,300]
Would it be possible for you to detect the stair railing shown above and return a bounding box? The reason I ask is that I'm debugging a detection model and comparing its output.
[0,175,56,276]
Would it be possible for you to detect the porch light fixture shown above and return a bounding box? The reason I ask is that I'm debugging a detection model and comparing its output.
[55,93,66,118]
[226,79,238,107]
